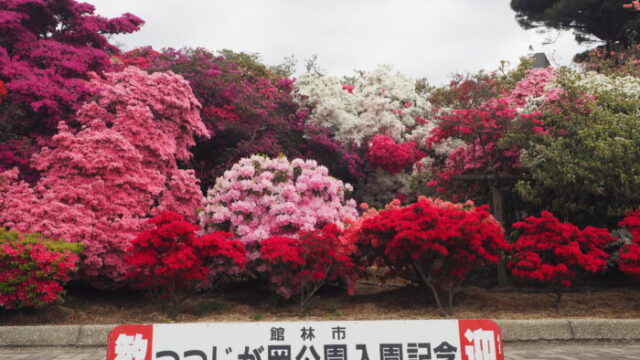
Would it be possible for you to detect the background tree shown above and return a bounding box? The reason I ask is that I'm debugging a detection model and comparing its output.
[511,0,640,48]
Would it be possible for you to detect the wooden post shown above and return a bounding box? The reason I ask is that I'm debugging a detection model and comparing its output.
[491,184,508,287]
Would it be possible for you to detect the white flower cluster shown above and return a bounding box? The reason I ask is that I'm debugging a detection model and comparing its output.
[294,65,435,147]
[576,72,640,101]
[520,70,640,113]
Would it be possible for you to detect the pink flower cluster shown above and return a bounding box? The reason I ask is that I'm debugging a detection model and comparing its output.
[502,67,557,108]
[200,155,358,256]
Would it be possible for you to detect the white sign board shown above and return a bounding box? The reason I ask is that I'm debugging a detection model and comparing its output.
[107,319,503,360]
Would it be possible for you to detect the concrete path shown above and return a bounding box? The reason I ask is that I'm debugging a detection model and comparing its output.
[1,343,640,360]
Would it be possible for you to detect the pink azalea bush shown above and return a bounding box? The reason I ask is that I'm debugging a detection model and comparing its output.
[199,155,358,260]
[0,67,208,287]
[114,47,363,189]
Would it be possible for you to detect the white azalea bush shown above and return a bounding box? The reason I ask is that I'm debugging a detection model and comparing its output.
[294,65,443,206]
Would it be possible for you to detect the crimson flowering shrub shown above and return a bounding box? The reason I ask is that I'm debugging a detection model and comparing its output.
[508,211,616,309]
[427,98,542,200]
[339,200,403,258]
[428,73,501,109]
[0,67,208,287]
[126,211,246,319]
[367,135,425,174]
[259,223,355,314]
[0,229,81,310]
[0,0,143,176]
[617,209,640,280]
[354,196,508,315]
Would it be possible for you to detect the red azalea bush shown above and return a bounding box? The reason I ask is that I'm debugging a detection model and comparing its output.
[508,211,616,308]
[618,209,640,280]
[126,211,246,318]
[0,229,81,310]
[259,223,356,314]
[355,196,508,314]
[367,134,425,174]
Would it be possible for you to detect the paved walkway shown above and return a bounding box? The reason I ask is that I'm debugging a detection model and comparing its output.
[1,343,640,360]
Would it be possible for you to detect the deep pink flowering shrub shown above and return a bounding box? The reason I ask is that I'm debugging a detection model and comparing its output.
[0,0,143,175]
[126,211,246,318]
[508,211,615,308]
[0,67,208,287]
[259,223,355,314]
[200,155,358,259]
[0,229,81,310]
[367,134,425,174]
[115,47,363,189]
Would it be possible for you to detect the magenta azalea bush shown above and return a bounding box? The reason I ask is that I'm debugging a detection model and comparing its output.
[114,47,364,189]
[0,0,143,177]
[199,155,358,259]
[0,67,207,287]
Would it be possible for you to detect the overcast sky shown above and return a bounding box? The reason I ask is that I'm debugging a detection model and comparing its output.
[89,0,592,85]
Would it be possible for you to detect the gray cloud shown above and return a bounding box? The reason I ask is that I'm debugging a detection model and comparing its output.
[91,0,592,85]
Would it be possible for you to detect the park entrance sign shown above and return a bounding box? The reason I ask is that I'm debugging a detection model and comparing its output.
[107,319,503,360]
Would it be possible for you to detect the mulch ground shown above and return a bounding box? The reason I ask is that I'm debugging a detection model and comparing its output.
[1,278,639,325]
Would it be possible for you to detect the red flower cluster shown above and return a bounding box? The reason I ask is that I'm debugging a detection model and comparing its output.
[367,134,425,174]
[618,209,640,280]
[355,197,507,313]
[114,48,161,69]
[0,233,79,310]
[126,211,246,314]
[427,99,541,198]
[341,84,355,94]
[508,211,615,288]
[0,81,7,101]
[259,223,356,313]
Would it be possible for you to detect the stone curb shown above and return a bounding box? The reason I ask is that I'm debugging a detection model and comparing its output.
[0,319,639,347]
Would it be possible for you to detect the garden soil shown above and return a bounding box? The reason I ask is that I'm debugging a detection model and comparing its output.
[1,279,638,325]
